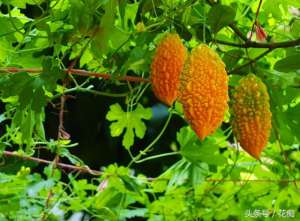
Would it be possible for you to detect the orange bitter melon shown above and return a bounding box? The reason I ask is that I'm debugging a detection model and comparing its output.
[231,74,272,159]
[151,33,187,106]
[179,44,229,140]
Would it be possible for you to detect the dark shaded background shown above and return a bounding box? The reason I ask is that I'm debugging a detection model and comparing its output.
[0,3,188,221]
[0,2,186,178]
[44,80,185,177]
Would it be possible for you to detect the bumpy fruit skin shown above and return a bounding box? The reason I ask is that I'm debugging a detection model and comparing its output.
[231,74,272,159]
[179,44,229,140]
[151,33,186,106]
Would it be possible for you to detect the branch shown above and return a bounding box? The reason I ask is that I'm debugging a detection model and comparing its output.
[248,0,264,41]
[3,150,102,176]
[216,38,300,49]
[215,39,244,47]
[206,0,300,49]
[228,23,248,42]
[0,67,150,83]
[228,48,273,74]
[51,87,129,100]
[128,112,173,167]
[2,150,300,184]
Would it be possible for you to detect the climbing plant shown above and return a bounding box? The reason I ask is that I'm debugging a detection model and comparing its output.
[0,0,300,220]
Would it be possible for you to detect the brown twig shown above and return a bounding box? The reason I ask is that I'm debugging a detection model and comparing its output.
[215,38,300,49]
[42,54,77,219]
[3,150,102,175]
[0,67,150,83]
[41,90,66,220]
[228,23,249,42]
[0,41,297,83]
[3,150,300,184]
[228,48,273,74]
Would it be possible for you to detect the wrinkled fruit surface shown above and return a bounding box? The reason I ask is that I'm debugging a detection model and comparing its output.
[151,33,186,106]
[231,74,272,159]
[179,44,228,140]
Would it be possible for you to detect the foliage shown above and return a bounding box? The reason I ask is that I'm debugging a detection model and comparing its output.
[0,0,300,220]
[106,103,152,149]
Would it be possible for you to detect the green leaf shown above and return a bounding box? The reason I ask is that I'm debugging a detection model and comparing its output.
[68,0,102,34]
[92,0,129,56]
[34,111,45,140]
[223,49,244,69]
[291,19,300,38]
[4,0,45,8]
[190,163,209,187]
[106,103,152,149]
[176,126,198,148]
[120,208,147,219]
[0,72,31,99]
[151,178,168,193]
[263,0,291,20]
[178,126,226,165]
[168,160,190,187]
[119,1,139,30]
[269,86,300,144]
[0,17,23,42]
[60,148,84,166]
[0,58,63,147]
[263,1,280,19]
[229,74,242,87]
[0,113,6,124]
[285,104,300,142]
[21,109,35,148]
[193,24,212,42]
[274,54,300,72]
[122,46,148,73]
[0,58,64,112]
[208,5,236,33]
[80,48,94,67]
[286,0,300,7]
[44,166,61,181]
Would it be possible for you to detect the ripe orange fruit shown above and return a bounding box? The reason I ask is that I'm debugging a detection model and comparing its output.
[179,44,229,140]
[151,33,187,106]
[231,74,272,159]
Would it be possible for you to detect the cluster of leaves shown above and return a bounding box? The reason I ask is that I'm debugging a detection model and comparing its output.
[0,59,64,150]
[0,0,299,220]
[1,128,300,220]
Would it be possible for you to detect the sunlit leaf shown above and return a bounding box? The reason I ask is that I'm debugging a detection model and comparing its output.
[106,103,152,149]
[208,5,236,33]
[274,54,300,72]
